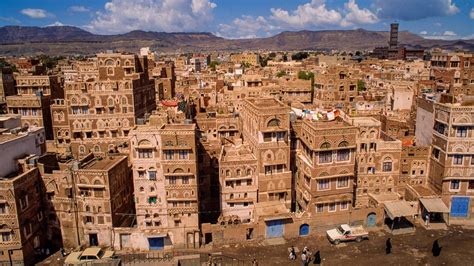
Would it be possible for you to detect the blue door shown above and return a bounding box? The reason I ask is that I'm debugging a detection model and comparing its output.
[299,224,309,236]
[148,237,164,250]
[451,197,470,217]
[266,220,284,238]
[367,213,376,227]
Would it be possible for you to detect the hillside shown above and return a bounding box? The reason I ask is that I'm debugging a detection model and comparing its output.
[0,26,472,55]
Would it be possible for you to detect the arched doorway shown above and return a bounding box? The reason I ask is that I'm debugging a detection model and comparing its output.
[299,224,309,236]
[367,212,377,227]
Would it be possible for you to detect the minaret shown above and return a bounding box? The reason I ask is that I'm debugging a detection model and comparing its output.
[389,23,399,49]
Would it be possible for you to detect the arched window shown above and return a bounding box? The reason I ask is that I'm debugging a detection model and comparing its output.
[267,118,281,127]
[338,141,349,147]
[121,97,127,105]
[94,146,101,152]
[79,146,86,154]
[382,157,392,172]
[320,142,331,149]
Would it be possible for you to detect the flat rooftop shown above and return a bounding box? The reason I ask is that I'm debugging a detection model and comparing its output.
[80,156,127,171]
[350,116,381,127]
[221,144,256,162]
[245,98,287,110]
[305,117,353,130]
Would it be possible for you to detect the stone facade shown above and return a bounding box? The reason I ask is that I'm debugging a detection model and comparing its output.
[128,115,200,250]
[428,102,474,220]
[240,98,292,209]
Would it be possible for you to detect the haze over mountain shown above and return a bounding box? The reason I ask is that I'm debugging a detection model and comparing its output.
[0,25,472,56]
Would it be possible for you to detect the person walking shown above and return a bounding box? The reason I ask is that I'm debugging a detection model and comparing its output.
[289,246,296,260]
[386,238,392,254]
[313,250,321,265]
[432,239,442,257]
[301,250,309,266]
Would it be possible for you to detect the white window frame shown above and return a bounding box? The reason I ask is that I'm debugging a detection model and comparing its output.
[449,180,461,191]
[340,201,349,210]
[318,179,331,191]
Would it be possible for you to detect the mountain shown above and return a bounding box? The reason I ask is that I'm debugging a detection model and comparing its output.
[0,26,472,55]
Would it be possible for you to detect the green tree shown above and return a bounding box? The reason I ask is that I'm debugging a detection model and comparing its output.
[276,70,286,78]
[357,80,366,91]
[291,52,309,61]
[209,61,219,71]
[297,71,314,81]
[268,52,277,59]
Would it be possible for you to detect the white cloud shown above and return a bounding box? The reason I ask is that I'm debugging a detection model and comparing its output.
[470,8,474,19]
[373,0,459,20]
[419,31,427,35]
[422,30,460,40]
[87,0,217,34]
[443,31,456,36]
[270,0,342,28]
[20,8,52,19]
[0,16,21,24]
[340,0,378,27]
[69,6,90,13]
[46,21,65,27]
[217,16,279,39]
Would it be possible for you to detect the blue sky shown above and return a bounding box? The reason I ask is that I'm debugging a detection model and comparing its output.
[0,0,472,39]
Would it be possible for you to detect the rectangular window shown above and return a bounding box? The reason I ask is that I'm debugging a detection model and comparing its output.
[20,195,28,210]
[172,202,178,207]
[265,166,272,175]
[456,127,467,138]
[185,201,190,207]
[178,150,189,160]
[276,132,286,141]
[471,155,474,165]
[263,133,272,142]
[148,197,157,204]
[340,201,349,210]
[318,179,330,190]
[138,149,153,158]
[367,167,375,174]
[164,150,173,160]
[337,149,350,161]
[468,180,474,190]
[182,176,189,185]
[169,176,176,185]
[337,177,349,188]
[85,216,93,224]
[432,148,440,159]
[138,170,145,178]
[328,203,336,212]
[316,204,324,213]
[383,162,392,172]
[434,122,446,135]
[1,232,11,242]
[450,180,460,190]
[0,203,7,214]
[319,151,332,164]
[148,171,156,180]
[453,155,463,165]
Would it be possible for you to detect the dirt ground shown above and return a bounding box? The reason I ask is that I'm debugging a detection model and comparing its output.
[212,226,474,266]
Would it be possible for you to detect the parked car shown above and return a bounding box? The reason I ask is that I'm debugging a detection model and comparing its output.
[64,247,115,265]
[326,224,369,245]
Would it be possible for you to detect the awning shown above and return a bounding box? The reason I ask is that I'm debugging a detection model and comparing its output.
[384,200,417,220]
[148,233,167,238]
[264,215,292,222]
[419,198,449,213]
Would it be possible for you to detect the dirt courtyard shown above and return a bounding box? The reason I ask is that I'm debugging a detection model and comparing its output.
[212,226,474,265]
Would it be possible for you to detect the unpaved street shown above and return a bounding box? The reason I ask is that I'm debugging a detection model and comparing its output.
[213,226,474,265]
